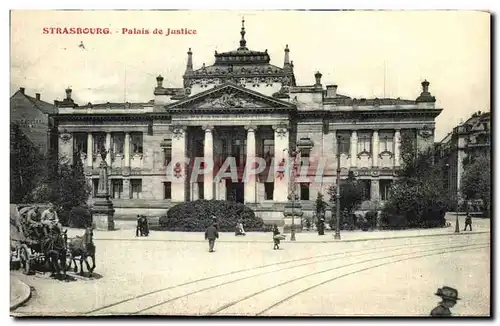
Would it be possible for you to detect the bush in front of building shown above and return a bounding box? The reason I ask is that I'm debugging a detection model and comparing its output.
[158,200,265,232]
[380,131,448,229]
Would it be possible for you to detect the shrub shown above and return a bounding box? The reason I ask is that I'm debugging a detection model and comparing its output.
[68,206,92,228]
[159,200,264,232]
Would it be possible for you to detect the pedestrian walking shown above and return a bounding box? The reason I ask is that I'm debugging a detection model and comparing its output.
[464,213,472,231]
[205,222,219,253]
[272,224,284,250]
[430,286,460,317]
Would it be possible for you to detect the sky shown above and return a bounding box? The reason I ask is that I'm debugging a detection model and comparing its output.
[10,10,490,141]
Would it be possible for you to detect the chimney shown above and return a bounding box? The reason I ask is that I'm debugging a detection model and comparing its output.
[326,85,338,98]
[65,87,72,100]
[156,75,164,88]
[35,93,40,100]
[314,71,322,86]
[19,87,25,94]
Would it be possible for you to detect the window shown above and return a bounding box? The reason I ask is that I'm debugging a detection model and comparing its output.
[93,133,106,153]
[360,180,371,201]
[163,145,172,166]
[380,180,393,200]
[112,133,124,155]
[163,182,171,200]
[198,182,204,200]
[130,179,142,199]
[337,136,350,154]
[300,183,310,200]
[131,133,143,154]
[73,133,88,154]
[263,139,275,159]
[111,179,123,199]
[264,182,274,200]
[380,135,394,153]
[357,134,372,154]
[92,179,99,197]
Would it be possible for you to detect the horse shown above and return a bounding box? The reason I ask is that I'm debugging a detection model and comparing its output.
[67,227,96,277]
[41,229,68,278]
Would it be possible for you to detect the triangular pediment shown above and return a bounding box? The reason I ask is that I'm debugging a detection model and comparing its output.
[165,83,295,112]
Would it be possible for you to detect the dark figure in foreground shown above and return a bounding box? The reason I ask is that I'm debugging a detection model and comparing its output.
[272,224,284,250]
[205,223,219,253]
[136,215,149,237]
[430,286,460,317]
[464,213,472,231]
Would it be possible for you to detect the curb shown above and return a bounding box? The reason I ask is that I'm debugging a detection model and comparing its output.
[89,230,489,244]
[10,278,32,312]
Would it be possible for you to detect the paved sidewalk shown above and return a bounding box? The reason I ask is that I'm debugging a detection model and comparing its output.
[66,215,489,243]
[10,276,32,312]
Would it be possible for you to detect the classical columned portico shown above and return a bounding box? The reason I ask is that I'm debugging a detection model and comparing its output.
[86,133,93,168]
[273,124,289,202]
[105,132,112,165]
[244,125,257,204]
[372,130,379,167]
[350,130,358,167]
[124,132,131,170]
[394,129,401,167]
[203,125,214,200]
[171,126,187,202]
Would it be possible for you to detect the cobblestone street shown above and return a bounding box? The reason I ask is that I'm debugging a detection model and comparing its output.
[11,216,490,316]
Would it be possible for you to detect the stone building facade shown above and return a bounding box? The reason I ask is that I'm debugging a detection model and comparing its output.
[54,21,442,224]
[435,111,490,211]
[10,88,58,155]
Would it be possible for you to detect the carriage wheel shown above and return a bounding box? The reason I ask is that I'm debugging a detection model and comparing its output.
[19,245,31,275]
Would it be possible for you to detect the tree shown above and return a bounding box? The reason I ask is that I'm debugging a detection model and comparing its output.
[381,132,448,229]
[327,171,365,229]
[54,154,91,225]
[10,123,46,203]
[461,153,491,218]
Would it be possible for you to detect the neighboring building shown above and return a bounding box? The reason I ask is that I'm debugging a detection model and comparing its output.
[53,21,442,223]
[435,111,491,210]
[10,87,58,156]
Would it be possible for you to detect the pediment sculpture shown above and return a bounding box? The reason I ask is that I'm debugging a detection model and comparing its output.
[198,91,259,109]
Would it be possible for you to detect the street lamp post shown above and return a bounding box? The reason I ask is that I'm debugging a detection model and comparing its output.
[284,148,300,241]
[455,193,460,233]
[334,135,341,240]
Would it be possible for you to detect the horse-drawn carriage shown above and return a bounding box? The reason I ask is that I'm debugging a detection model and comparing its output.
[10,204,96,278]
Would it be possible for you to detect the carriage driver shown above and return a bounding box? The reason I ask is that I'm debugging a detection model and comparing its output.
[20,205,43,238]
[41,203,62,235]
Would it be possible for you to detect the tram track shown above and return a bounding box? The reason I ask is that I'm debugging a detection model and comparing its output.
[85,235,487,315]
[215,243,489,316]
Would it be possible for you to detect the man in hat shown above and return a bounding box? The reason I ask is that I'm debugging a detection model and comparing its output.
[205,222,219,253]
[430,286,460,316]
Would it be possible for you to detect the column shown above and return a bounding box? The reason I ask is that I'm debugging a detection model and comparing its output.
[394,129,401,167]
[171,126,187,202]
[350,130,358,167]
[105,132,112,165]
[273,124,289,202]
[244,125,257,204]
[87,133,93,168]
[330,130,337,170]
[372,130,379,167]
[371,179,380,201]
[124,132,130,169]
[203,125,214,200]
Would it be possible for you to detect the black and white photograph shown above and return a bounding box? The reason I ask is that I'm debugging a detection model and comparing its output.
[9,10,491,317]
